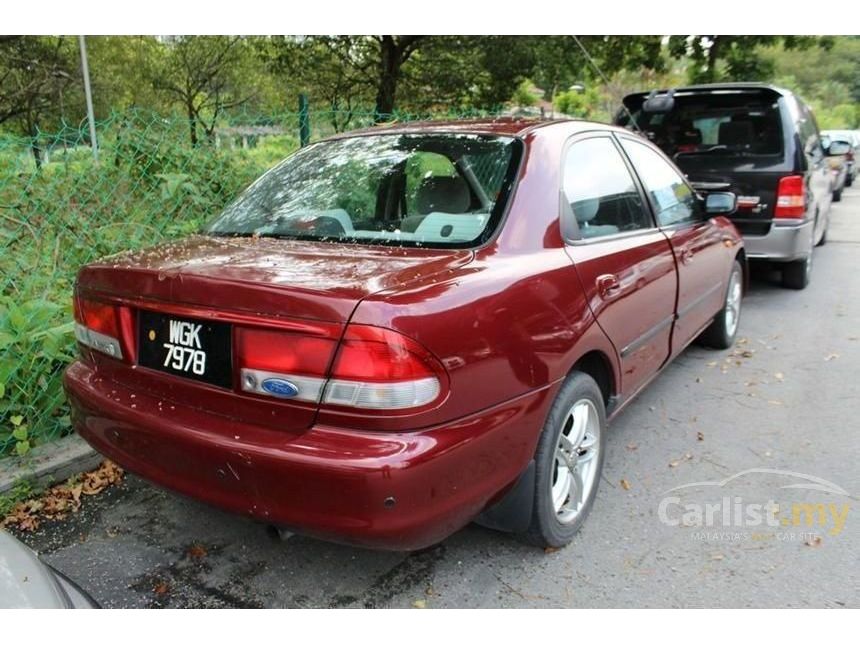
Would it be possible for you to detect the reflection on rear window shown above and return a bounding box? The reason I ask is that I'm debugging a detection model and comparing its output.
[205,133,521,249]
[622,94,784,158]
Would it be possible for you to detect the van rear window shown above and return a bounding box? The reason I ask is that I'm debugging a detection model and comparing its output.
[622,93,784,158]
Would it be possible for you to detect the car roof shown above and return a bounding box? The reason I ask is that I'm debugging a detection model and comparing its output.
[321,117,615,141]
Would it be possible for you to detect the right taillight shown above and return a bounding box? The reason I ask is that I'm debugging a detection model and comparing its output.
[324,325,444,410]
[774,175,806,218]
[236,323,446,411]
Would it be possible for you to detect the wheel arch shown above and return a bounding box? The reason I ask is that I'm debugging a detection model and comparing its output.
[569,349,615,407]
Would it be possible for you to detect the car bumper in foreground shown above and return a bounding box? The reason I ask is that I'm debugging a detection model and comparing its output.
[743,218,814,262]
[63,361,548,551]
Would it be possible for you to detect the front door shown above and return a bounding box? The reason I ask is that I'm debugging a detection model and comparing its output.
[619,135,730,354]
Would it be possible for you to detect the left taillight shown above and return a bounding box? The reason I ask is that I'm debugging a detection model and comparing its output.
[73,296,124,360]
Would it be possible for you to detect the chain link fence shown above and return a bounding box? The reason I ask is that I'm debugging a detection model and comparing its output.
[0,105,504,457]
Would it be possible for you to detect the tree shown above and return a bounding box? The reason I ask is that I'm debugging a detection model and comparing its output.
[668,36,830,84]
[0,36,79,165]
[265,36,373,131]
[153,36,255,145]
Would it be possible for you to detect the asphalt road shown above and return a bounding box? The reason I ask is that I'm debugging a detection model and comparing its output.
[14,187,860,608]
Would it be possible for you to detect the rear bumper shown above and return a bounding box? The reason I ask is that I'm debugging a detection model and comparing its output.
[743,218,814,262]
[63,361,549,551]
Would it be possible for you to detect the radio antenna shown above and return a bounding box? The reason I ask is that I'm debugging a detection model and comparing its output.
[571,35,643,134]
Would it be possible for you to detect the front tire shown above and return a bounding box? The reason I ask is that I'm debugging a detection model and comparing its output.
[700,260,743,349]
[525,372,607,548]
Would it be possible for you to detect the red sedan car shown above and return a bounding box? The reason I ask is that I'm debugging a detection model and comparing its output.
[64,118,745,550]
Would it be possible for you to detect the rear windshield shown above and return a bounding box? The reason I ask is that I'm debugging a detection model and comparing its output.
[205,133,522,249]
[618,92,784,159]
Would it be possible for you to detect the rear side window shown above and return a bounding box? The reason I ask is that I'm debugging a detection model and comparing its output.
[563,137,651,239]
[621,139,698,227]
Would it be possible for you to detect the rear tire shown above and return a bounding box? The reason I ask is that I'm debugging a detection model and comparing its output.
[699,260,743,349]
[525,372,607,549]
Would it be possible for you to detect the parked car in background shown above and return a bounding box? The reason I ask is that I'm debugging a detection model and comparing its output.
[0,530,97,608]
[64,118,745,551]
[821,129,858,187]
[616,83,834,289]
[820,133,852,201]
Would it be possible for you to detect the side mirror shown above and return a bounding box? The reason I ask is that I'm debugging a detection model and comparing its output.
[705,192,737,216]
[826,140,851,156]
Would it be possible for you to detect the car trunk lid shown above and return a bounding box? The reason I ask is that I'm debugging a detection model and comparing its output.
[76,235,473,433]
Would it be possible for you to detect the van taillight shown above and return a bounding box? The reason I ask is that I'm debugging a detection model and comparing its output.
[73,296,124,359]
[774,175,806,218]
[237,324,445,410]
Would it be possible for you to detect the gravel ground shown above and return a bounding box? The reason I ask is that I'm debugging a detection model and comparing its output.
[12,186,860,608]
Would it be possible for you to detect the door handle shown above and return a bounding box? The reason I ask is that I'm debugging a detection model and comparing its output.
[596,274,621,299]
[680,248,694,265]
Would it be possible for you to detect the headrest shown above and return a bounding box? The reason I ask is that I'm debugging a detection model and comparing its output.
[572,197,600,223]
[415,176,470,215]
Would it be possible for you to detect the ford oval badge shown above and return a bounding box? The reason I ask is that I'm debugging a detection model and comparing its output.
[261,378,299,398]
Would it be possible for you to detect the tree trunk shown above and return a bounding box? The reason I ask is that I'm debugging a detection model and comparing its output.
[705,36,721,83]
[28,121,42,170]
[187,101,198,146]
[374,36,400,122]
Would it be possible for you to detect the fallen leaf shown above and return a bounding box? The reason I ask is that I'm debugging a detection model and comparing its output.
[626,443,638,452]
[668,460,680,468]
[544,546,560,554]
[697,431,704,441]
[824,353,839,362]
[412,599,426,609]
[187,544,208,560]
[620,479,631,491]
[153,582,170,595]
[805,536,822,548]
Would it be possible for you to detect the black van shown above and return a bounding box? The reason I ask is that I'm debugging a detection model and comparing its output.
[615,83,842,289]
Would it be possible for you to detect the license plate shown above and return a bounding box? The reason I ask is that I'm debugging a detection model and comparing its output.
[137,310,233,388]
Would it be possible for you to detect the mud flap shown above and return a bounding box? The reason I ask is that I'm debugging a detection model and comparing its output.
[473,460,535,534]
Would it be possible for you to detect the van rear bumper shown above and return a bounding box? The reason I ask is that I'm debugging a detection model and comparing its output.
[743,218,814,262]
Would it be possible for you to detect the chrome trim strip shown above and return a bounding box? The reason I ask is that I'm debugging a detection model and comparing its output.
[620,315,675,358]
[676,282,723,320]
[74,322,123,360]
[240,368,325,403]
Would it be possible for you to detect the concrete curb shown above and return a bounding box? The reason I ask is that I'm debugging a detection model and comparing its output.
[0,434,102,495]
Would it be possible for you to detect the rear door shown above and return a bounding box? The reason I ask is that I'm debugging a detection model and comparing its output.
[618,136,729,354]
[561,134,677,397]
